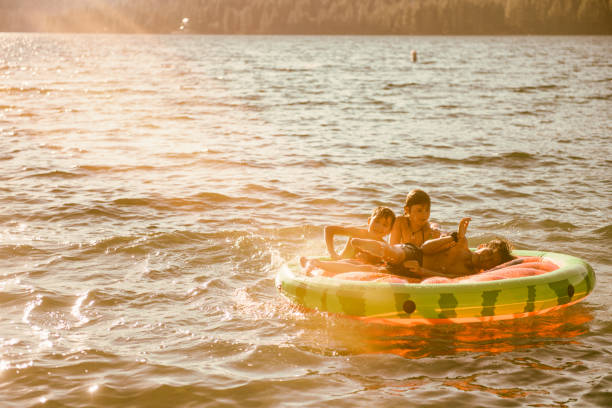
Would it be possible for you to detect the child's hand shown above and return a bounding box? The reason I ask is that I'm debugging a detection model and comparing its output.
[430,222,443,239]
[458,217,471,239]
[402,260,420,274]
[354,252,367,262]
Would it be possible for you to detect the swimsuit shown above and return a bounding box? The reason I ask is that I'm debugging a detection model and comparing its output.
[386,243,423,277]
[405,221,426,245]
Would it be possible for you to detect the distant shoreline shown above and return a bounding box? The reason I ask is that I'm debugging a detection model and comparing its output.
[2,31,612,36]
[1,0,611,36]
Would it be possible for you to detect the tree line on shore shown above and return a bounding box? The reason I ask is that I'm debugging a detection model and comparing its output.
[1,0,610,35]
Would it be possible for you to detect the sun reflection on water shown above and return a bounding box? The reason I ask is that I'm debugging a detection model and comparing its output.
[301,305,594,360]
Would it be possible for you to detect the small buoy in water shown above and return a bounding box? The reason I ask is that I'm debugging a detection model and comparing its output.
[411,50,417,63]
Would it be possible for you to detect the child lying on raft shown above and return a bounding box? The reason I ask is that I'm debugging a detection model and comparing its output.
[301,217,514,281]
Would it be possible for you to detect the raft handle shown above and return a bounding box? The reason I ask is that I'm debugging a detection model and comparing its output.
[403,300,416,314]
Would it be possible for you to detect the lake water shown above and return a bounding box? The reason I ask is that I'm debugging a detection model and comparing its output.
[0,33,611,407]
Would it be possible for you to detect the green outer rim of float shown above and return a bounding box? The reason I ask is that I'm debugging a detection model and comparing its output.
[275,250,596,323]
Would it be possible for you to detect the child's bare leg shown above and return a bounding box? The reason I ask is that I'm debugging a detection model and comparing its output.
[315,259,378,275]
[339,259,366,265]
[300,256,379,277]
[351,239,405,264]
[300,257,338,276]
[300,256,320,276]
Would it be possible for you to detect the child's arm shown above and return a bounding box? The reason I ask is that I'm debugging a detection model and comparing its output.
[324,226,368,259]
[420,235,456,255]
[399,261,457,279]
[351,238,404,264]
[389,217,404,245]
[324,226,345,259]
[416,266,456,279]
[421,217,471,254]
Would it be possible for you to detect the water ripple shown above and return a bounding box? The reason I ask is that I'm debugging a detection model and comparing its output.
[0,33,609,408]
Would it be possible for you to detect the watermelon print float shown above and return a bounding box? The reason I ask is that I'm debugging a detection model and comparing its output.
[276,250,595,325]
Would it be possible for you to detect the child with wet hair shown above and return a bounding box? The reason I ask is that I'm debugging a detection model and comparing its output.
[324,206,395,260]
[390,189,442,246]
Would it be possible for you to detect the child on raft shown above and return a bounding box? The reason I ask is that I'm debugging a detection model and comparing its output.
[302,217,514,280]
[389,189,442,246]
[324,206,395,260]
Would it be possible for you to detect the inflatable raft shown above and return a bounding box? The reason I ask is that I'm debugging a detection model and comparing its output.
[275,250,595,325]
